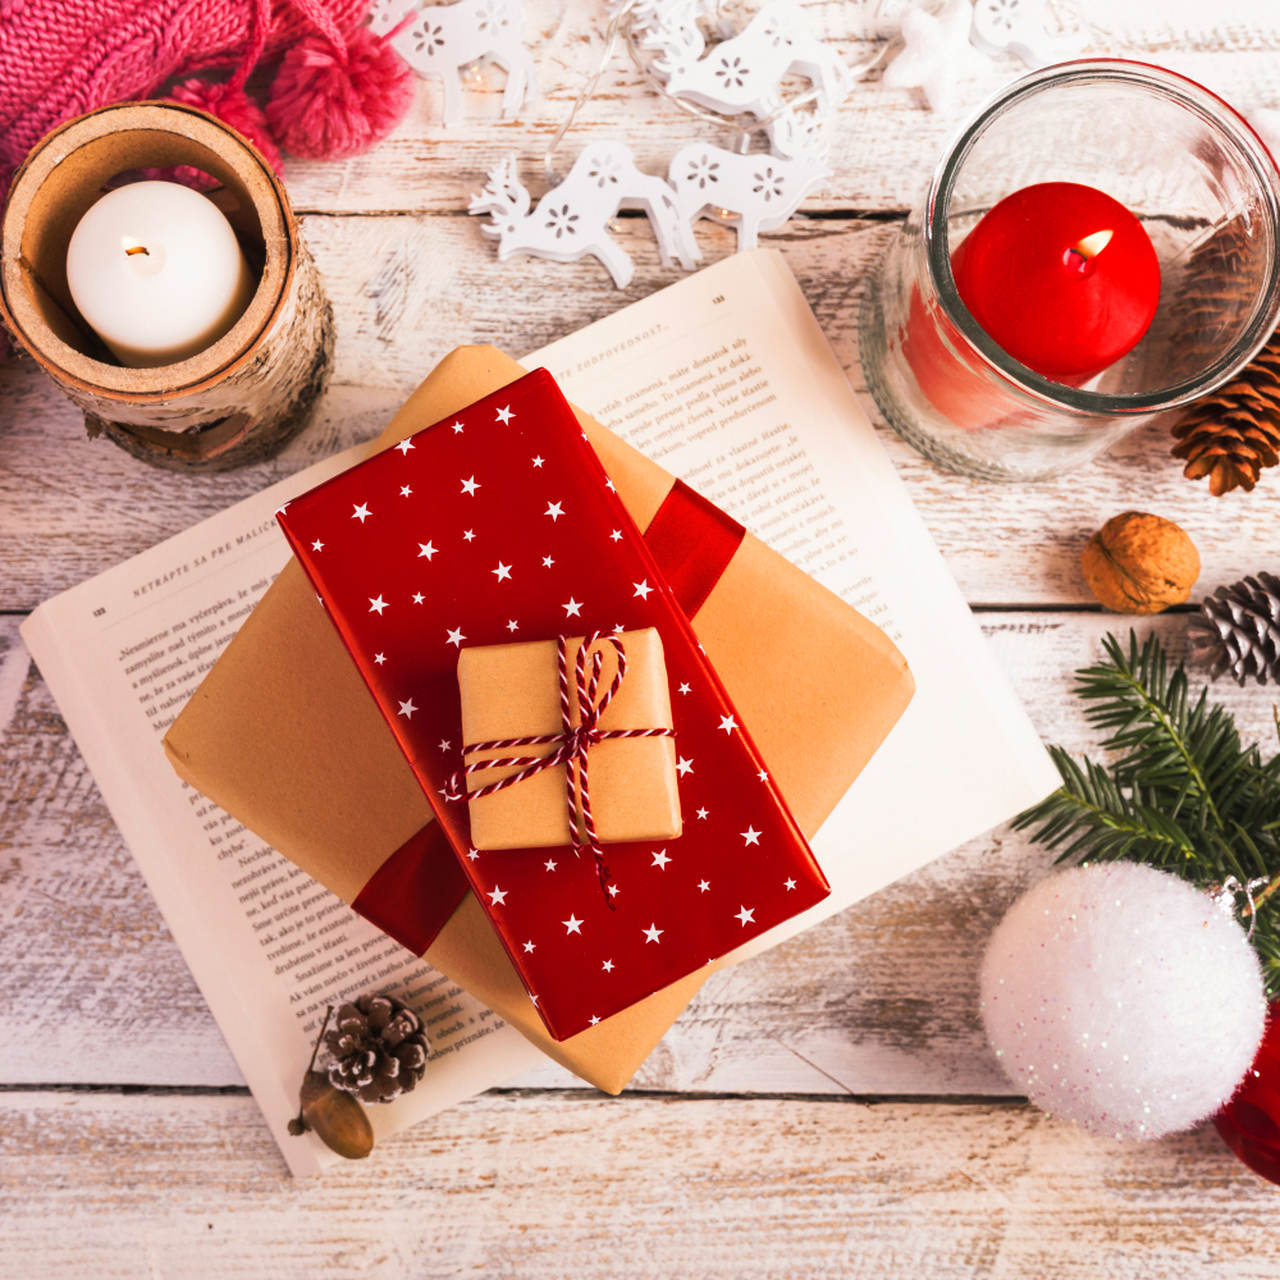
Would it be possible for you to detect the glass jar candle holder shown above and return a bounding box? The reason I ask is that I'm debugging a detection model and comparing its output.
[860,60,1280,482]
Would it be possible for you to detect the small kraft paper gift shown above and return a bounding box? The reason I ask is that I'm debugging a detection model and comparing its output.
[275,369,832,1040]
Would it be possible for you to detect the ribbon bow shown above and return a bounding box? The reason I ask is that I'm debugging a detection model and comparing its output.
[443,632,676,906]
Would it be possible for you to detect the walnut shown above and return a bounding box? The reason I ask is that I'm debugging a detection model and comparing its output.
[1081,512,1201,614]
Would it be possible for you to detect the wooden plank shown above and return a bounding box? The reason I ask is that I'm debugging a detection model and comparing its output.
[273,0,1280,215]
[1,212,1272,611]
[4,612,1273,1094]
[1,1090,1277,1278]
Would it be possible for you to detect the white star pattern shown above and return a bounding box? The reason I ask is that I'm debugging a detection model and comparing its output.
[589,1015,600,1026]
[373,653,386,665]
[563,597,583,617]
[506,619,520,633]
[466,848,479,861]
[698,879,711,893]
[605,478,616,492]
[633,580,653,600]
[495,405,514,425]
[352,503,371,523]
[438,739,451,751]
[522,940,535,953]
[544,858,557,872]
[696,807,709,820]
[449,420,465,434]
[460,476,481,496]
[563,914,583,935]
[678,683,691,695]
[643,924,663,944]
[412,592,425,605]
[542,555,555,568]
[462,529,475,542]
[613,623,625,633]
[394,439,414,455]
[607,883,620,898]
[719,714,738,734]
[488,886,507,906]
[602,959,614,972]
[400,484,413,498]
[446,627,465,647]
[369,595,388,615]
[532,455,545,468]
[784,878,797,891]
[742,826,761,846]
[758,768,769,782]
[311,539,324,552]
[651,849,671,870]
[735,906,755,926]
[676,757,693,777]
[418,541,437,559]
[397,698,417,718]
[545,501,565,522]
[609,529,623,542]
[492,561,512,581]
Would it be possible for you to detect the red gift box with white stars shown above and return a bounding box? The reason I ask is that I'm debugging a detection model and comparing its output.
[276,369,830,1040]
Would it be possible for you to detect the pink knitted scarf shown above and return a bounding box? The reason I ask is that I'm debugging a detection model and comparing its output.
[0,0,413,188]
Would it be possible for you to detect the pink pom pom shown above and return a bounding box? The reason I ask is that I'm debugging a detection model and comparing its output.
[168,79,284,174]
[266,27,414,161]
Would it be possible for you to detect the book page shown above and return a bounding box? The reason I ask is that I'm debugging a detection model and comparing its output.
[528,249,1060,959]
[20,450,545,1177]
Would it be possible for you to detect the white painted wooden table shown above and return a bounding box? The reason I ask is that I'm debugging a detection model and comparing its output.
[4,2,1280,1274]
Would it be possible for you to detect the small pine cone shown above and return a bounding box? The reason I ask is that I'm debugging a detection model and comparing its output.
[324,993,429,1104]
[1188,571,1280,684]
[1172,333,1280,496]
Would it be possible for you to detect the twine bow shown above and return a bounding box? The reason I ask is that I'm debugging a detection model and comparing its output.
[443,632,676,906]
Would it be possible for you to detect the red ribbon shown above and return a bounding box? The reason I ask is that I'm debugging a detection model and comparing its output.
[442,632,675,906]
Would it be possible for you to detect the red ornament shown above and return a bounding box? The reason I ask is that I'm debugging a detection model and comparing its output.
[951,182,1161,382]
[1215,1000,1280,1185]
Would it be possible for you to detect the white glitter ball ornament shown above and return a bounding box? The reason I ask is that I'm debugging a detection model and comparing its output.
[980,862,1266,1140]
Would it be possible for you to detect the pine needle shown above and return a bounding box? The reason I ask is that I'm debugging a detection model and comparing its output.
[1014,630,1280,994]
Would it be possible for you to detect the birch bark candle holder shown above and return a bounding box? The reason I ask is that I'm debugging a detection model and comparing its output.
[0,102,334,472]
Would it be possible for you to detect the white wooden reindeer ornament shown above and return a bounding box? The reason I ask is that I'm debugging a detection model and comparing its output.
[469,144,700,287]
[668,141,828,251]
[368,0,535,124]
[969,0,1087,69]
[646,0,850,120]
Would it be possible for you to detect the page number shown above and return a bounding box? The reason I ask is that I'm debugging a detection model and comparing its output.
[711,295,725,305]
[92,606,106,617]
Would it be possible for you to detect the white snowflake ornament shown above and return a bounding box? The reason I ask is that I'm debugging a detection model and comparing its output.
[469,144,701,287]
[668,142,828,251]
[384,0,535,124]
[970,0,1087,68]
[883,0,978,114]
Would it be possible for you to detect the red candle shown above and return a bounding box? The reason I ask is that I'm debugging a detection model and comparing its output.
[950,181,1161,381]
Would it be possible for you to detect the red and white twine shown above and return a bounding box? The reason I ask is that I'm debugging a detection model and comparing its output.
[443,632,675,905]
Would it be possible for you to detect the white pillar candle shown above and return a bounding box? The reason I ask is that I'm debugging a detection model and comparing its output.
[65,180,256,369]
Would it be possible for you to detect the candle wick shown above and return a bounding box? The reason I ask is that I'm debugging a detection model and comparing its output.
[124,245,150,257]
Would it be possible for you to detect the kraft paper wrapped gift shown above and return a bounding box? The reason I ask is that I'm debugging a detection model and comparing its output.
[458,629,681,851]
[164,345,914,1091]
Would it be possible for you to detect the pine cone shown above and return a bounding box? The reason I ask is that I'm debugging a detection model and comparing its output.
[1172,333,1280,495]
[1188,572,1280,684]
[324,993,429,1104]
[1170,217,1280,496]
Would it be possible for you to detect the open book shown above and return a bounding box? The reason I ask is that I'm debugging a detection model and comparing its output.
[21,249,1057,1175]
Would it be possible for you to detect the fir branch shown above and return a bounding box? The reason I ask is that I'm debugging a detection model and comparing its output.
[1015,630,1280,993]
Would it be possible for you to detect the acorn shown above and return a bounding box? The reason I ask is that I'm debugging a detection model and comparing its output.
[287,1007,374,1160]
